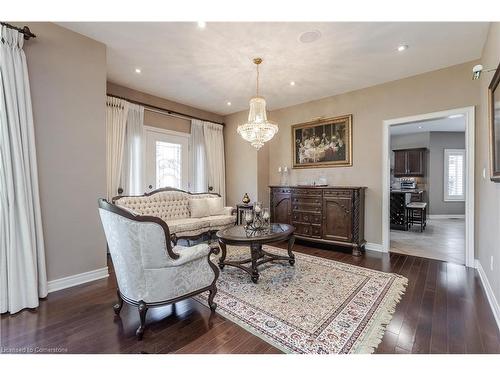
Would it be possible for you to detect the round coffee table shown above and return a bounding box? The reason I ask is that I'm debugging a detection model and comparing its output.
[216,223,295,283]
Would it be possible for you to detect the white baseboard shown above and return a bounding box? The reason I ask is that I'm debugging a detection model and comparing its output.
[475,259,500,331]
[427,214,465,219]
[48,267,109,293]
[365,242,385,252]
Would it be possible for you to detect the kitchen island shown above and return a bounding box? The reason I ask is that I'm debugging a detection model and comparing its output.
[390,189,425,230]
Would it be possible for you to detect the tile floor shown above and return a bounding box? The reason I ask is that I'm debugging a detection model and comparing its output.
[390,218,465,265]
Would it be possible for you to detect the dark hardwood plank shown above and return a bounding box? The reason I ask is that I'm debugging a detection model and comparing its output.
[1,243,499,354]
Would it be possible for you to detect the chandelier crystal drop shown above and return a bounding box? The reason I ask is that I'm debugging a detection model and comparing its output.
[237,58,278,150]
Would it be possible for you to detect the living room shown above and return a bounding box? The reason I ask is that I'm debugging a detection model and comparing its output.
[2,0,500,371]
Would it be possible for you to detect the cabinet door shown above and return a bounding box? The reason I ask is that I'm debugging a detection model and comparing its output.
[407,149,424,176]
[323,196,352,242]
[393,151,407,176]
[272,193,291,224]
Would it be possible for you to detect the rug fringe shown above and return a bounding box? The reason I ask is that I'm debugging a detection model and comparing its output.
[352,275,409,354]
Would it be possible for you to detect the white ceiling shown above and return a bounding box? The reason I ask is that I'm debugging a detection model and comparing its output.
[390,115,466,135]
[58,22,489,115]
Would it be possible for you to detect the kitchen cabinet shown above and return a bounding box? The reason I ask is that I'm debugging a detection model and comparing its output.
[270,186,366,256]
[393,148,426,177]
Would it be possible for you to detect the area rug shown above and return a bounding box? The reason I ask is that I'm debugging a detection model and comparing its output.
[195,245,407,354]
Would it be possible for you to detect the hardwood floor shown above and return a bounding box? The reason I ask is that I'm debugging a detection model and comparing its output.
[391,218,465,265]
[1,241,499,354]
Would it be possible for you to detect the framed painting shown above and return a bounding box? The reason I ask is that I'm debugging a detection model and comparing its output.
[489,62,500,182]
[291,115,352,168]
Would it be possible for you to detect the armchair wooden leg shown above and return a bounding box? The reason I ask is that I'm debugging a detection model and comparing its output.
[208,286,217,311]
[136,300,148,340]
[113,289,123,315]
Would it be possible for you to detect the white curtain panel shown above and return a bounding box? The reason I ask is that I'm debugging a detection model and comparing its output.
[106,96,128,199]
[121,103,144,195]
[0,26,48,314]
[190,120,207,192]
[203,122,226,204]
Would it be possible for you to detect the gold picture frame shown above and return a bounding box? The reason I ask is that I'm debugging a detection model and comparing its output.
[489,62,500,182]
[291,114,353,169]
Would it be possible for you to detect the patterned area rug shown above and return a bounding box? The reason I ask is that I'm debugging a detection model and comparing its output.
[195,245,407,354]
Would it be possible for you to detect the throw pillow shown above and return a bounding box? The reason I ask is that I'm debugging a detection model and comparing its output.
[190,198,210,218]
[206,197,224,216]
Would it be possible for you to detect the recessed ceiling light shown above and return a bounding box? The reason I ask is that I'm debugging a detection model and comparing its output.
[299,30,321,43]
[397,44,408,52]
[197,21,206,29]
[418,126,423,129]
[135,68,141,74]
[290,81,296,86]
[448,114,464,119]
[226,101,231,106]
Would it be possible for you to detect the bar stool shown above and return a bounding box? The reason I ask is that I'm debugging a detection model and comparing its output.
[406,202,427,232]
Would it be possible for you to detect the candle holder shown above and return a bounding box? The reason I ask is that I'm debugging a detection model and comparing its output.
[244,202,270,232]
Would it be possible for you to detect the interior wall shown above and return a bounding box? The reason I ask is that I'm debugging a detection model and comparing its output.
[224,61,480,245]
[106,82,224,133]
[428,131,466,215]
[476,23,500,307]
[19,22,107,281]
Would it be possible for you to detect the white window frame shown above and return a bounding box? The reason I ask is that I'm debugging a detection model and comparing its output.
[143,126,191,192]
[443,148,465,202]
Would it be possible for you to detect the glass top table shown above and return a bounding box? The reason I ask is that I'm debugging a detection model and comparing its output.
[216,224,295,283]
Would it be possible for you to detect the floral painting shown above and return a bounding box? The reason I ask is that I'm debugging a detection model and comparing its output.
[292,115,352,168]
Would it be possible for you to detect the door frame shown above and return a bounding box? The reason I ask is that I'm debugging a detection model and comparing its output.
[143,125,191,191]
[381,106,475,268]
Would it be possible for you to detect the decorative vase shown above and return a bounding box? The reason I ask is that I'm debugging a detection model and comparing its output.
[242,193,250,204]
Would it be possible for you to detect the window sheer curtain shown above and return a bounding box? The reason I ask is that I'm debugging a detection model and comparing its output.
[0,26,48,314]
[105,96,128,199]
[203,122,226,204]
[190,120,207,192]
[121,103,144,195]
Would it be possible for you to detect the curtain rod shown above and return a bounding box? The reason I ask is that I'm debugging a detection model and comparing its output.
[0,22,36,40]
[106,93,224,126]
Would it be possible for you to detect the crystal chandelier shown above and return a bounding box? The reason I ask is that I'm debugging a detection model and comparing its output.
[237,58,278,150]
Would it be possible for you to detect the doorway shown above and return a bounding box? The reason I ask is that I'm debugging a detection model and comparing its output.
[382,107,475,267]
[145,126,190,191]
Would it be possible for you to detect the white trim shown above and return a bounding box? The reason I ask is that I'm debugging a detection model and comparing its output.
[427,214,465,219]
[382,106,475,268]
[47,267,109,293]
[365,242,384,252]
[475,259,500,331]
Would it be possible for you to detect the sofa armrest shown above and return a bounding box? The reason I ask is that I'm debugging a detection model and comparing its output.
[165,243,213,267]
[222,206,236,216]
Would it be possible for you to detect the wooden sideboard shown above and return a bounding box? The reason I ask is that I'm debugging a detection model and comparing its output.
[269,186,366,256]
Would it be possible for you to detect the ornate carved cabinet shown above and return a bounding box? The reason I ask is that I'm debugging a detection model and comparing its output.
[270,186,366,256]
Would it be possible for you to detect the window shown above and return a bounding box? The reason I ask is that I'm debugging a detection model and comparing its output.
[145,127,189,191]
[155,141,182,189]
[444,149,465,201]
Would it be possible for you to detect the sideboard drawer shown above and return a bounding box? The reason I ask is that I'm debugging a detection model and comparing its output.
[291,197,322,205]
[292,204,322,213]
[292,212,322,224]
[292,189,322,197]
[324,189,353,197]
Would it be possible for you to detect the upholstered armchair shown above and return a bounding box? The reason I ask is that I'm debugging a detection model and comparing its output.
[98,198,219,340]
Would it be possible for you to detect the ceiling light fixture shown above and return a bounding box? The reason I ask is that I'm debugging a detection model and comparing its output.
[418,126,423,129]
[226,101,232,106]
[290,81,296,86]
[197,21,206,29]
[135,68,141,74]
[237,57,278,150]
[397,44,408,52]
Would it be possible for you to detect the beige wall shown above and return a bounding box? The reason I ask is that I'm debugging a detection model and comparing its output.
[20,23,107,281]
[225,61,480,244]
[107,82,224,133]
[476,23,500,305]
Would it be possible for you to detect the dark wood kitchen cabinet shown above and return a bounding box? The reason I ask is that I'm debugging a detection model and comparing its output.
[393,148,426,177]
[270,186,366,256]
